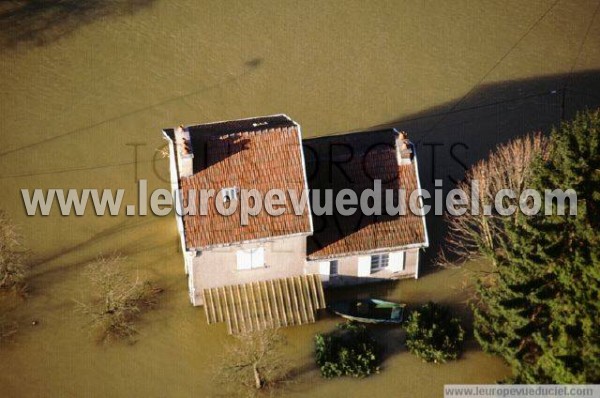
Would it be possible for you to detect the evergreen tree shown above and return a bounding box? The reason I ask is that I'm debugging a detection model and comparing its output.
[473,110,600,383]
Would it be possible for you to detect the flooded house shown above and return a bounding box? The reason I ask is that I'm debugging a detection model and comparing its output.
[303,130,429,286]
[162,115,428,333]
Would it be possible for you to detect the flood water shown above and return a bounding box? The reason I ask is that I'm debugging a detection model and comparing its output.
[1,1,600,396]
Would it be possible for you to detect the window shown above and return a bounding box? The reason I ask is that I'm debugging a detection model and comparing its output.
[221,187,238,202]
[236,247,265,270]
[370,254,389,272]
[329,260,339,276]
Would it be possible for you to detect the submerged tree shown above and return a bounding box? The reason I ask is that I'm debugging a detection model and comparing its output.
[77,255,161,344]
[0,210,28,293]
[405,302,465,363]
[315,322,380,378]
[215,329,291,396]
[473,110,600,383]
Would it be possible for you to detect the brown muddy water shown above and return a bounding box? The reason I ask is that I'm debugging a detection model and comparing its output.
[1,1,600,397]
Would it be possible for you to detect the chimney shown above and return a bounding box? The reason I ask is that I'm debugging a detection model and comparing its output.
[397,131,413,165]
[175,125,194,177]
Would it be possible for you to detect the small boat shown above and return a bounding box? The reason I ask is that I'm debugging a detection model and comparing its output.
[329,298,406,324]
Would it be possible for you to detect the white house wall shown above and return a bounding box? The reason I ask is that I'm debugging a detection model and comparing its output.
[307,248,421,287]
[191,235,308,305]
[164,134,189,274]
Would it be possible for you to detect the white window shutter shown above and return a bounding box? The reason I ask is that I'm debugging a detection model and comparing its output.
[388,251,405,272]
[357,256,371,277]
[318,261,330,282]
[318,262,330,275]
[251,247,265,268]
[236,250,252,270]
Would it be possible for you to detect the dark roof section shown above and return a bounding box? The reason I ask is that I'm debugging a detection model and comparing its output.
[162,128,175,140]
[162,115,293,141]
[187,114,295,136]
[303,129,427,260]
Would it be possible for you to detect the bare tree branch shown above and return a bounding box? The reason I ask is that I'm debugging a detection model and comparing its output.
[214,329,292,397]
[76,255,162,344]
[440,133,550,267]
[0,210,28,293]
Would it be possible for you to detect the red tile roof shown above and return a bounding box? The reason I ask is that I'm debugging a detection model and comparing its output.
[304,130,427,260]
[176,116,312,249]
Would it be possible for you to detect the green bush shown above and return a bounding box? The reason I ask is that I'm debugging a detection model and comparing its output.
[405,302,465,363]
[315,322,380,378]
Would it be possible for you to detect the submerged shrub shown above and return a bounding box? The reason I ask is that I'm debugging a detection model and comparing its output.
[315,322,380,378]
[0,210,28,293]
[76,255,162,344]
[405,302,465,363]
